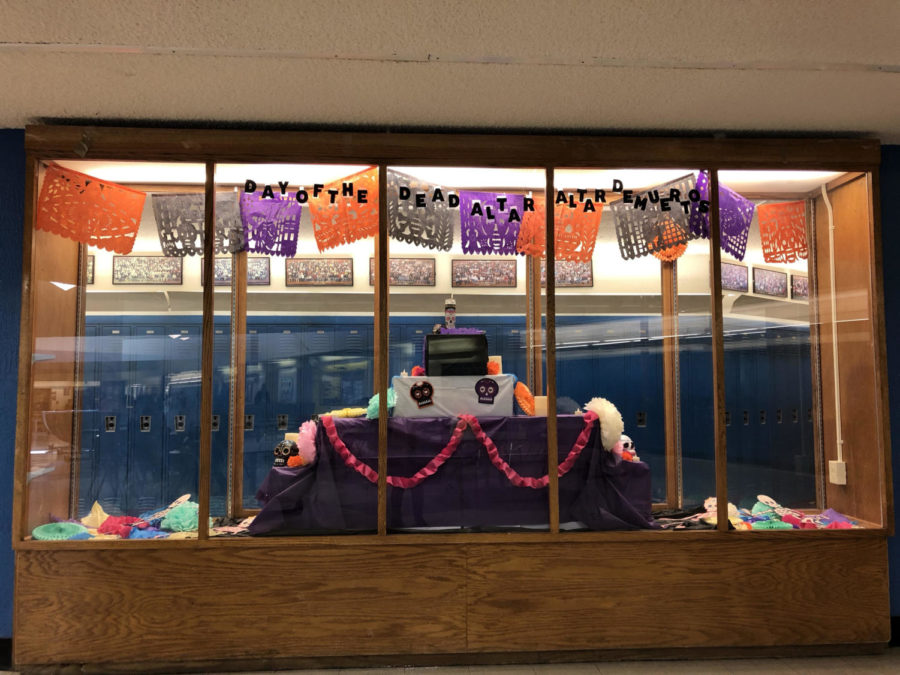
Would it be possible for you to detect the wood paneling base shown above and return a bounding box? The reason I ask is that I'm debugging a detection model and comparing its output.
[14,535,889,670]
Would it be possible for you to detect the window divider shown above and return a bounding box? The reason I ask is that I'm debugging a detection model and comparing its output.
[12,154,38,545]
[545,167,559,534]
[707,169,729,532]
[376,164,389,536]
[229,253,249,518]
[661,260,681,509]
[198,162,216,540]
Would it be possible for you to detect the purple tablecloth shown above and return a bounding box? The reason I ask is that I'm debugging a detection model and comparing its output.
[249,416,655,535]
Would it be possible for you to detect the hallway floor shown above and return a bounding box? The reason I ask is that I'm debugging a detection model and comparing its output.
[215,650,900,674]
[4,650,900,674]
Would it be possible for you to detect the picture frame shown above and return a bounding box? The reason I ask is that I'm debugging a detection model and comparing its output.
[86,255,94,285]
[540,260,593,288]
[368,257,436,287]
[286,257,353,287]
[451,258,517,288]
[752,267,788,298]
[791,274,809,300]
[202,256,271,286]
[112,255,183,285]
[721,262,749,293]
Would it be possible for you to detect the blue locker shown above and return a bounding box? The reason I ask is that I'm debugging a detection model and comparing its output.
[77,324,100,516]
[498,322,528,382]
[265,324,304,448]
[210,323,231,515]
[243,324,270,507]
[126,324,167,513]
[593,318,627,412]
[387,323,403,378]
[164,324,202,503]
[297,325,334,420]
[398,324,432,374]
[94,325,133,515]
[333,325,373,409]
[555,319,596,412]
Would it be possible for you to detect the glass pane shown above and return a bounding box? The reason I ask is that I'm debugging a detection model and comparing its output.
[27,159,206,541]
[719,169,880,529]
[215,163,377,535]
[386,166,548,532]
[552,169,702,530]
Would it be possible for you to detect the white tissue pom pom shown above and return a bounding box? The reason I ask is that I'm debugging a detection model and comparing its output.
[583,397,624,451]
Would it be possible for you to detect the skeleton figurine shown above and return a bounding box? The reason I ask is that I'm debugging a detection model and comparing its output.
[273,439,299,467]
[611,434,639,462]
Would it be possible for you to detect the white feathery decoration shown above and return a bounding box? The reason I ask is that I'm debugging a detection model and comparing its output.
[583,397,625,451]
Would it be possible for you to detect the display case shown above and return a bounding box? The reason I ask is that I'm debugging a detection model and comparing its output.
[12,126,891,670]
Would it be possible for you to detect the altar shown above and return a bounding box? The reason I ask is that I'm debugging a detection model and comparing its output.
[250,414,655,535]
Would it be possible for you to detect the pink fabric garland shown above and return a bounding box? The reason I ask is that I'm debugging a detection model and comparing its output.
[320,412,599,490]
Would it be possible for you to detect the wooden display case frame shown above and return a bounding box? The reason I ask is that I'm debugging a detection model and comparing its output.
[12,126,892,671]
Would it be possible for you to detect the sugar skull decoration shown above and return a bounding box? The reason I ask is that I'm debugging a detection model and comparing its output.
[610,434,639,462]
[475,378,499,404]
[410,381,434,408]
[273,439,299,467]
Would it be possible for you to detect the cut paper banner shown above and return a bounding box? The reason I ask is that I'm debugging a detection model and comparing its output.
[309,167,380,252]
[515,192,545,257]
[553,192,603,262]
[239,192,301,258]
[152,192,245,256]
[387,169,454,251]
[757,200,808,264]
[460,191,524,255]
[35,162,146,255]
[688,171,755,261]
[612,174,698,261]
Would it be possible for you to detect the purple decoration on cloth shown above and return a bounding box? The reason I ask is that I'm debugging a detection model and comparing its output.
[459,191,524,255]
[239,192,301,258]
[248,416,656,535]
[688,171,756,261]
[438,327,484,334]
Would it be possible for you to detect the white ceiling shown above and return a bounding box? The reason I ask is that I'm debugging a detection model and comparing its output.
[1,1,899,142]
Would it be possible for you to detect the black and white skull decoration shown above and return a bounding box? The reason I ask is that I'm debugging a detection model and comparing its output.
[475,377,499,404]
[620,434,634,454]
[410,381,434,408]
[273,439,299,467]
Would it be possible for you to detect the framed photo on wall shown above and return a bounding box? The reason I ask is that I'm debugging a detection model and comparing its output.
[286,257,353,287]
[752,267,788,298]
[368,257,436,287]
[791,274,809,300]
[112,255,183,285]
[721,262,749,293]
[86,255,94,285]
[540,260,593,288]
[451,259,517,288]
[202,256,271,286]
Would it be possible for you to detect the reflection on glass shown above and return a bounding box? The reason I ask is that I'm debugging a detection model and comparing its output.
[386,166,550,532]
[717,169,875,529]
[216,163,378,535]
[29,160,206,541]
